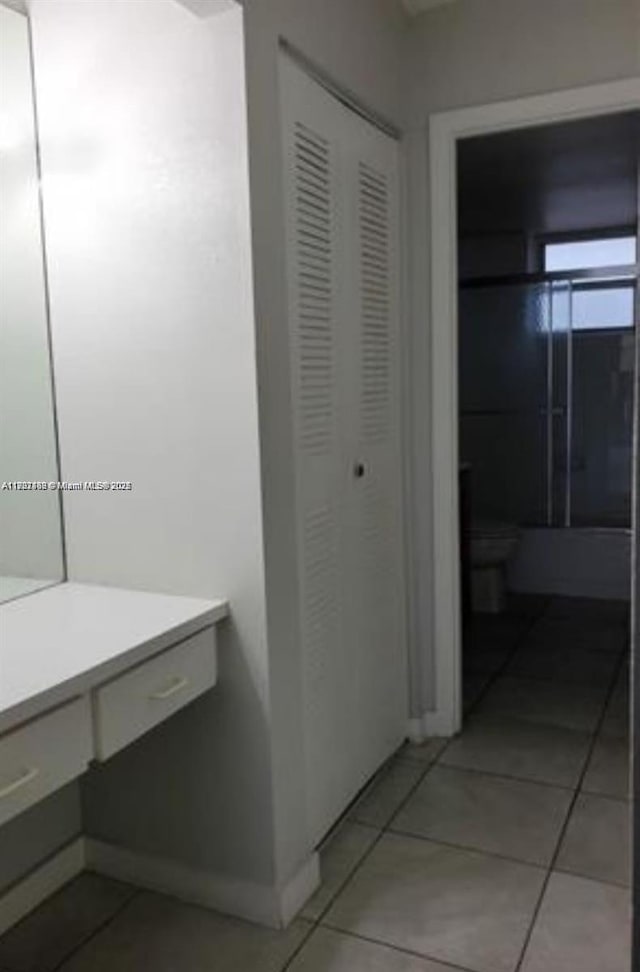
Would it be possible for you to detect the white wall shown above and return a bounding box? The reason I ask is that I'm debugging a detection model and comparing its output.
[28,0,278,899]
[403,0,640,713]
[406,0,640,120]
[0,5,64,588]
[4,0,409,921]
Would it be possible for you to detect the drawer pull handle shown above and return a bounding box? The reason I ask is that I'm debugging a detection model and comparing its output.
[0,767,39,800]
[149,676,190,701]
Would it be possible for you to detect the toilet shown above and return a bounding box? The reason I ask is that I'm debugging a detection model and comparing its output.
[470,522,520,614]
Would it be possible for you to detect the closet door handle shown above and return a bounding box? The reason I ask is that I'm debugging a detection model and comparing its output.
[353,461,366,479]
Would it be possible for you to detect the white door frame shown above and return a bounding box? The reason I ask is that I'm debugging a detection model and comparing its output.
[429,79,640,735]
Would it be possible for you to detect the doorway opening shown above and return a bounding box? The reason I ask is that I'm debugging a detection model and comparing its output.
[437,104,638,970]
[427,80,639,728]
[424,80,638,969]
[456,112,637,718]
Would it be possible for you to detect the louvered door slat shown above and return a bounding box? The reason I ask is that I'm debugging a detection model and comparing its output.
[358,162,392,443]
[293,120,334,458]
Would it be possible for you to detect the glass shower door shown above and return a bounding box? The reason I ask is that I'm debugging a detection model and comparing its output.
[459,270,637,530]
[549,281,571,526]
[458,281,550,526]
[569,280,636,527]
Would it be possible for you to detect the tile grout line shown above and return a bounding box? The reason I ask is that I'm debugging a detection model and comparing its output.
[281,751,439,971]
[294,598,629,972]
[462,601,550,719]
[512,638,630,972]
[392,692,629,881]
[305,601,628,972]
[434,602,549,779]
[433,753,588,793]
[312,921,484,972]
[278,917,319,972]
[316,753,440,922]
[484,663,625,688]
[461,601,627,756]
[49,885,142,972]
[382,827,550,875]
[552,864,630,891]
[419,603,547,767]
[436,723,628,798]
[380,825,631,893]
[292,600,560,970]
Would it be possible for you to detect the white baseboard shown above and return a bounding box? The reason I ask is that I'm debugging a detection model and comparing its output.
[0,836,319,934]
[278,853,320,928]
[407,710,455,742]
[0,837,86,937]
[86,838,319,929]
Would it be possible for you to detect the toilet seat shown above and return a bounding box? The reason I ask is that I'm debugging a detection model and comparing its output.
[470,521,519,539]
[470,522,520,567]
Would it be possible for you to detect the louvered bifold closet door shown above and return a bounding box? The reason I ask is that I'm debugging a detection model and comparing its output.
[343,114,407,787]
[280,57,407,846]
[280,58,355,843]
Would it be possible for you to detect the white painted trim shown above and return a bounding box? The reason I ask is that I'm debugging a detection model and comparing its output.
[173,0,238,18]
[86,839,319,930]
[401,127,420,723]
[428,79,640,735]
[278,853,320,928]
[0,837,86,936]
[407,710,454,743]
[0,834,318,935]
[430,112,463,738]
[402,0,456,15]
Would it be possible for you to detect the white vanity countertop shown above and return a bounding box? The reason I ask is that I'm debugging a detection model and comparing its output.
[0,577,61,603]
[0,582,229,734]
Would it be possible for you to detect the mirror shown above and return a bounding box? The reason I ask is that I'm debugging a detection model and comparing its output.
[0,2,65,603]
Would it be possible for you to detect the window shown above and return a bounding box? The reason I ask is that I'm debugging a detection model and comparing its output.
[544,235,636,272]
[543,234,637,331]
[571,282,635,331]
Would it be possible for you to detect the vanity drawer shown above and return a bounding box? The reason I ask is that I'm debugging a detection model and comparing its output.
[93,626,217,760]
[0,698,92,826]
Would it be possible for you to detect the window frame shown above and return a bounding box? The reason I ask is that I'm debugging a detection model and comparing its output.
[537,227,638,334]
[536,226,637,275]
[569,278,636,334]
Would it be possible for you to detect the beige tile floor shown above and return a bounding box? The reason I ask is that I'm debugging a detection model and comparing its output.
[0,595,631,972]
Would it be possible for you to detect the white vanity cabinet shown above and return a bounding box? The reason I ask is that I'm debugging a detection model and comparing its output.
[0,583,228,826]
[0,697,92,827]
[93,627,218,760]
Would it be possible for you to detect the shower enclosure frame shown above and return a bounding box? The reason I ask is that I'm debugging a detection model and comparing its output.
[459,264,638,530]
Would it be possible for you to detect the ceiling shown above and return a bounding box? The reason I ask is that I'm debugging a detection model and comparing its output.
[174,0,237,17]
[457,111,640,237]
[177,0,449,17]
